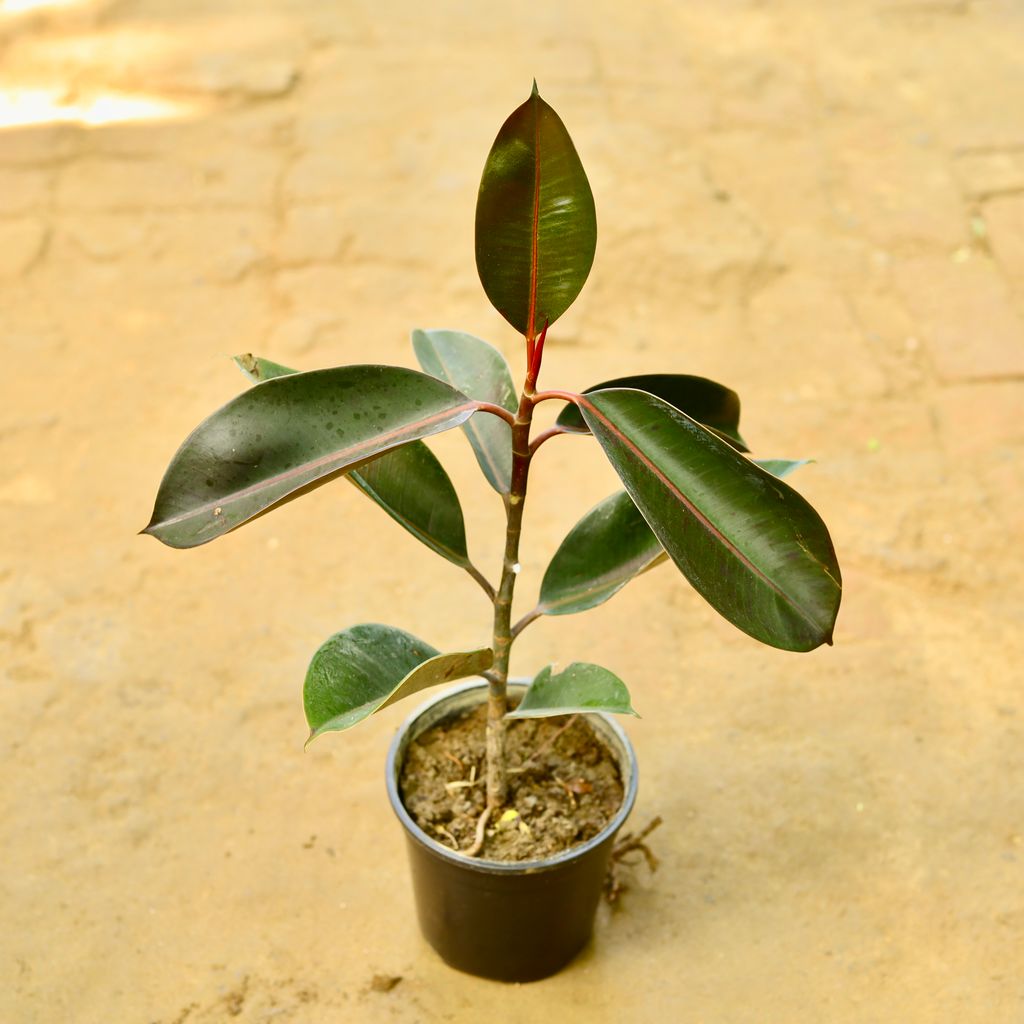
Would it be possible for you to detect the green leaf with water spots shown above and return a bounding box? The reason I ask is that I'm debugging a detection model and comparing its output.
[304,624,493,743]
[506,662,638,719]
[233,353,472,567]
[144,365,476,549]
[579,388,841,652]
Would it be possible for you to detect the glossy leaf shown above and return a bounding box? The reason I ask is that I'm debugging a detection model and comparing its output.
[350,444,471,567]
[506,663,638,719]
[144,365,476,549]
[536,458,812,619]
[476,83,597,336]
[412,329,516,495]
[304,623,493,743]
[579,389,841,652]
[558,374,748,451]
[538,490,664,617]
[234,353,471,567]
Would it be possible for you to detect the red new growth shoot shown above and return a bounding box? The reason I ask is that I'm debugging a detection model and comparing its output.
[526,319,549,391]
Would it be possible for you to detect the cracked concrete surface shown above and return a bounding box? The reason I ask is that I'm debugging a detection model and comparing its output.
[2,1,1023,1021]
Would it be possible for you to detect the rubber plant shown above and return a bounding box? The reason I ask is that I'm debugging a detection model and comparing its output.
[144,83,841,828]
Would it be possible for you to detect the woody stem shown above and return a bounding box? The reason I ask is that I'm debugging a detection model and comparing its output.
[485,386,536,809]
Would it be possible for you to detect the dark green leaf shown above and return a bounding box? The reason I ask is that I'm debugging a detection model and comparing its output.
[144,365,476,549]
[412,329,516,495]
[536,459,811,617]
[507,662,638,719]
[557,374,748,451]
[350,445,470,567]
[539,490,664,617]
[476,83,597,336]
[234,352,471,567]
[304,623,493,742]
[579,389,841,652]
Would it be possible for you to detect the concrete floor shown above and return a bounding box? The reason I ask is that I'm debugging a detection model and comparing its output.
[2,0,1023,1020]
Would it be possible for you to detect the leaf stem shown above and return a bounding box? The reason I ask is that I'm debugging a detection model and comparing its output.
[528,425,572,456]
[530,389,581,406]
[474,401,517,426]
[465,563,496,601]
[510,606,543,640]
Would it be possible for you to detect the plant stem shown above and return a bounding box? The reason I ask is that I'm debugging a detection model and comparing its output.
[485,388,536,809]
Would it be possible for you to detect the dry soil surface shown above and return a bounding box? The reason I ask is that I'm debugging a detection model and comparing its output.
[2,1,1023,1021]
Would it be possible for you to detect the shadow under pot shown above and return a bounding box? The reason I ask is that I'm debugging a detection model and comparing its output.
[385,679,638,983]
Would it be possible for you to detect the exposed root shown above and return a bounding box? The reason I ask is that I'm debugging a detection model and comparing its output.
[605,816,663,904]
[432,823,459,850]
[464,806,493,857]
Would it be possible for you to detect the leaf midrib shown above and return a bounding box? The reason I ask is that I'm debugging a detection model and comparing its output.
[579,394,826,632]
[152,400,476,531]
[527,89,541,340]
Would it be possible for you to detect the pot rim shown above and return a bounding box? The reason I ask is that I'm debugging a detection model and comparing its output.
[386,677,639,875]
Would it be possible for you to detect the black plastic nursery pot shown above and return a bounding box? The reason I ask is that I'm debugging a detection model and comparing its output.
[386,679,638,983]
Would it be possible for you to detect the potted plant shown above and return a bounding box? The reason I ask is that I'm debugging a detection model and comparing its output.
[143,83,841,982]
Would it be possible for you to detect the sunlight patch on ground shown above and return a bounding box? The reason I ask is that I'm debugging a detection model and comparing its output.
[0,87,202,128]
[0,0,93,14]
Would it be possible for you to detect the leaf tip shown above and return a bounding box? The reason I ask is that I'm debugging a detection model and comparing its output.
[531,78,539,97]
[139,517,166,541]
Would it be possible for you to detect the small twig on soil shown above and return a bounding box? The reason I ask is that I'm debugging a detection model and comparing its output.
[443,751,464,770]
[444,778,483,792]
[444,759,482,792]
[464,806,493,857]
[510,714,579,774]
[553,775,577,809]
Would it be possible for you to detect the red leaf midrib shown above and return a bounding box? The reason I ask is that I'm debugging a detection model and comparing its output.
[527,93,541,342]
[579,393,826,634]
